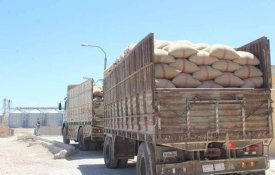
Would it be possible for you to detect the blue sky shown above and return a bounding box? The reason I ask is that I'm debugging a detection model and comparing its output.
[0,0,274,110]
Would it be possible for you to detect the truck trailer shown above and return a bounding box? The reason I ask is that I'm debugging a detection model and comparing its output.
[61,79,104,150]
[103,33,273,174]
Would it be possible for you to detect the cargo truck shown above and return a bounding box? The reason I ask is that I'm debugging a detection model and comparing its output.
[103,33,273,174]
[60,79,104,150]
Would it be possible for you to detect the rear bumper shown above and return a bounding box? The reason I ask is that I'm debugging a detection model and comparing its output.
[156,156,268,175]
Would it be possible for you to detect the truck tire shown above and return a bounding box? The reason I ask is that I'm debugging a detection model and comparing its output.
[136,143,156,175]
[78,127,89,151]
[117,159,128,168]
[103,136,118,168]
[62,127,70,144]
[89,142,98,151]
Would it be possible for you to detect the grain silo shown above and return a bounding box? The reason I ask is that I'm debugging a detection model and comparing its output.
[43,109,63,126]
[8,109,25,128]
[8,107,63,128]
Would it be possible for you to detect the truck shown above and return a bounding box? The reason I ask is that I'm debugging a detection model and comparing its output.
[61,79,104,150]
[103,33,273,174]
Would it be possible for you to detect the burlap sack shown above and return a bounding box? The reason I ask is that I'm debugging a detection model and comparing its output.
[234,66,263,79]
[203,47,211,53]
[172,73,201,88]
[167,43,198,58]
[154,49,175,64]
[209,44,240,60]
[170,58,199,73]
[155,64,181,79]
[124,44,136,57]
[162,44,170,51]
[214,73,244,87]
[241,77,263,88]
[234,51,260,65]
[195,43,210,50]
[174,40,193,45]
[197,81,224,88]
[189,50,218,65]
[212,60,241,72]
[93,86,103,97]
[155,79,176,88]
[192,66,223,81]
[154,40,170,49]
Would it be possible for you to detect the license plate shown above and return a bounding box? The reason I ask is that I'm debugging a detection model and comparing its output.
[214,163,225,171]
[163,151,177,158]
[202,164,214,172]
[202,163,225,173]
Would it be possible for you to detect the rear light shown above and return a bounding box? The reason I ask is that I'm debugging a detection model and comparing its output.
[241,161,255,168]
[243,145,259,155]
[227,142,236,150]
[250,161,255,167]
[241,161,246,168]
[93,129,102,133]
[236,143,263,157]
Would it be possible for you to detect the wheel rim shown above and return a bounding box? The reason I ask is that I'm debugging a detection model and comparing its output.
[104,143,111,164]
[139,156,146,175]
[62,128,66,137]
[79,134,83,145]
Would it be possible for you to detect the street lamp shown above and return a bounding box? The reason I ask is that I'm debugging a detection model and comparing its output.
[81,43,107,71]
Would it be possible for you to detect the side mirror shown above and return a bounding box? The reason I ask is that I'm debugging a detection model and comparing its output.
[64,101,67,110]
[58,103,62,110]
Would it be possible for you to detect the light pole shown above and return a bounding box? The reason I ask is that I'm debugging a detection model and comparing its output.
[81,43,107,71]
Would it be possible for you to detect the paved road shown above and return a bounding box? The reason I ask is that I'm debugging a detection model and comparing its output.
[64,150,136,175]
[40,135,137,174]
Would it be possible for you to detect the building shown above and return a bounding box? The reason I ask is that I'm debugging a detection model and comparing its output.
[8,107,63,128]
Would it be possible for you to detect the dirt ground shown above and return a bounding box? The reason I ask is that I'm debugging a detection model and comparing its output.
[0,129,274,175]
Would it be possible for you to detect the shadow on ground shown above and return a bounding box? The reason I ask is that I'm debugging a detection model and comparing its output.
[78,163,136,175]
[66,150,103,160]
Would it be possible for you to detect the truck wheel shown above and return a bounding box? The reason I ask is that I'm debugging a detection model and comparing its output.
[103,136,118,168]
[62,127,70,144]
[89,142,97,151]
[137,143,156,175]
[78,127,89,151]
[117,159,128,168]
[97,141,103,150]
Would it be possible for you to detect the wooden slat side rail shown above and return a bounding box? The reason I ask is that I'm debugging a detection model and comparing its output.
[66,79,104,140]
[237,37,271,89]
[104,33,155,142]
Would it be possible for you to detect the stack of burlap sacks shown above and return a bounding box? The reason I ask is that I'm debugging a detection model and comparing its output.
[93,86,104,117]
[153,40,263,88]
[108,39,263,89]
